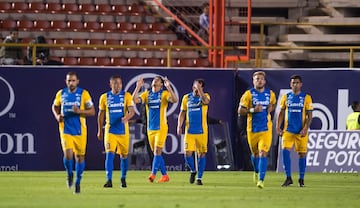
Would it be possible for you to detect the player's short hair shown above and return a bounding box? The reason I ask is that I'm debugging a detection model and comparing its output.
[290,74,302,82]
[110,75,122,81]
[351,101,360,111]
[194,78,205,88]
[154,76,164,85]
[252,71,265,78]
[66,71,78,79]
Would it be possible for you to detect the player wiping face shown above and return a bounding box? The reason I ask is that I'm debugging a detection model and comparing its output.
[192,80,203,96]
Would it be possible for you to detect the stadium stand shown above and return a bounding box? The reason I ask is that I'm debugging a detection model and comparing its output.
[1,0,359,67]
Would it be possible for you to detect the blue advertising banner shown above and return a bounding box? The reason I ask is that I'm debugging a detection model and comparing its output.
[236,69,360,172]
[0,67,236,171]
[277,130,360,173]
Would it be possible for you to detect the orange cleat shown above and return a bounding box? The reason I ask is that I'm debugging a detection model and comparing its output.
[148,174,156,183]
[157,174,170,183]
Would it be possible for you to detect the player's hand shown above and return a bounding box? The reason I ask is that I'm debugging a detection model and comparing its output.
[254,104,263,113]
[277,127,283,136]
[97,131,103,141]
[72,105,81,114]
[176,126,182,136]
[163,77,171,88]
[136,77,144,88]
[56,114,64,122]
[121,116,129,123]
[300,128,307,137]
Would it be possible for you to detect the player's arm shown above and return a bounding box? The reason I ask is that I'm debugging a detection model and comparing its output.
[300,95,313,136]
[72,91,95,116]
[132,77,144,104]
[52,91,63,122]
[122,106,135,123]
[52,104,63,122]
[267,90,277,114]
[238,91,259,115]
[164,77,178,103]
[276,94,286,136]
[73,104,95,116]
[97,109,105,141]
[195,82,209,105]
[177,110,186,136]
[276,109,285,136]
[300,110,313,137]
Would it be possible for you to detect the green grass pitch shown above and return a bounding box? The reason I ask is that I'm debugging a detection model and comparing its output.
[0,171,359,208]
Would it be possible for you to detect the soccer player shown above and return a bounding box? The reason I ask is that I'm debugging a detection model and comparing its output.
[276,75,313,187]
[132,76,178,183]
[52,71,95,194]
[177,79,210,185]
[346,101,360,130]
[238,71,276,189]
[97,75,135,188]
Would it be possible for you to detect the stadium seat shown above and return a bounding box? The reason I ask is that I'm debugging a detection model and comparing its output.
[128,57,145,66]
[154,39,170,51]
[101,22,118,32]
[88,39,104,49]
[46,3,62,14]
[54,38,71,49]
[51,20,67,31]
[2,19,17,30]
[0,2,11,13]
[63,57,78,65]
[195,58,211,67]
[178,58,195,67]
[21,38,33,44]
[78,57,95,65]
[72,39,87,49]
[29,2,45,13]
[105,39,120,50]
[113,5,129,15]
[122,39,138,51]
[79,4,96,14]
[112,57,128,66]
[171,40,187,51]
[84,21,101,32]
[133,23,150,33]
[62,3,79,14]
[12,2,29,13]
[129,4,145,15]
[34,20,51,31]
[152,23,169,34]
[96,57,111,66]
[68,21,84,32]
[138,39,154,50]
[118,22,133,33]
[96,4,112,15]
[17,20,34,31]
[145,58,163,67]
[162,58,179,67]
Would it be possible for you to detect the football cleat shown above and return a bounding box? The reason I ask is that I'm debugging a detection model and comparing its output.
[196,179,203,185]
[67,174,73,188]
[298,178,305,187]
[281,177,293,187]
[121,178,127,188]
[74,184,80,194]
[157,175,170,183]
[190,171,197,184]
[103,180,113,188]
[253,172,259,184]
[257,180,264,189]
[148,174,156,183]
